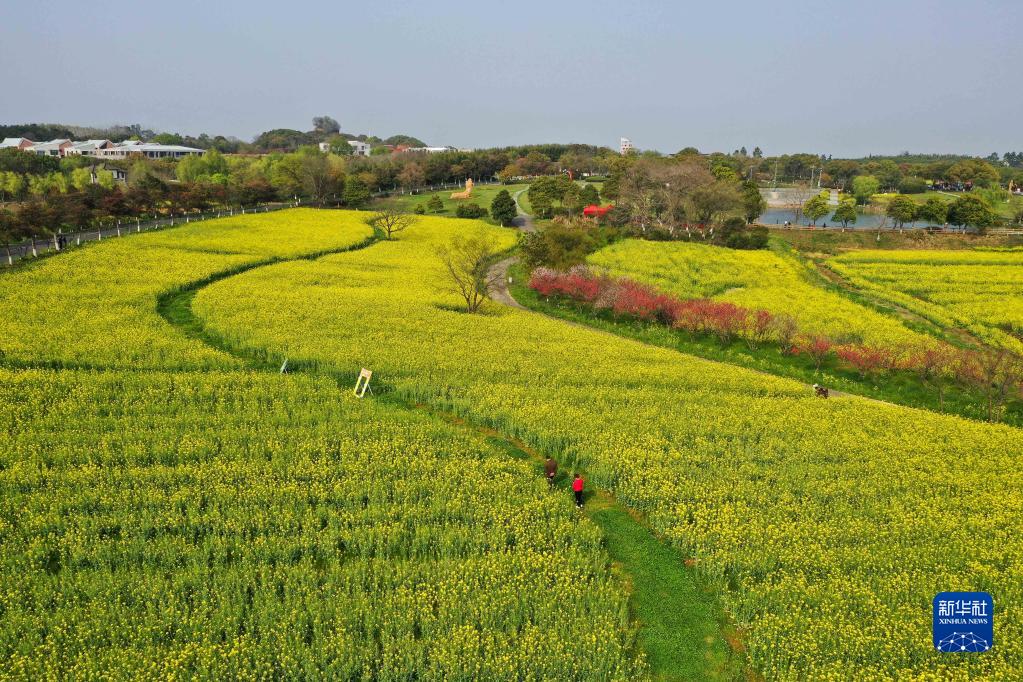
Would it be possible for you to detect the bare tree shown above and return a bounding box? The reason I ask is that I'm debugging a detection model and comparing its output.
[370,208,417,240]
[963,348,1023,422]
[435,231,503,313]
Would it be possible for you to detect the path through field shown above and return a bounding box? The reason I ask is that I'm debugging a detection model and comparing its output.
[157,232,745,681]
[512,189,536,232]
[487,208,903,408]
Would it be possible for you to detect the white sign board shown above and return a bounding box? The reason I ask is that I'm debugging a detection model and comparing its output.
[354,368,373,398]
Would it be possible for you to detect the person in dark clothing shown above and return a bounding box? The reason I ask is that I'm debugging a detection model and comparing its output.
[572,474,584,508]
[544,456,557,488]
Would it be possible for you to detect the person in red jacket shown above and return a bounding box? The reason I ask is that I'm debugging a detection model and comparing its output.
[572,473,584,508]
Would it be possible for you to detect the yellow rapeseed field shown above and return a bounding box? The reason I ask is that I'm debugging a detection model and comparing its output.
[193,215,1023,680]
[0,211,644,680]
[588,238,927,348]
[0,209,373,370]
[828,249,1023,353]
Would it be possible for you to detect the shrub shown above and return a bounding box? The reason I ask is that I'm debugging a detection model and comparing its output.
[455,203,488,219]
[744,309,775,350]
[836,344,894,380]
[898,176,928,194]
[520,223,597,271]
[719,217,768,250]
[791,335,833,372]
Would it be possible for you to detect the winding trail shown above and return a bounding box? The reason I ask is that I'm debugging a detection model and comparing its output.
[157,231,746,682]
[486,208,900,407]
[511,189,536,232]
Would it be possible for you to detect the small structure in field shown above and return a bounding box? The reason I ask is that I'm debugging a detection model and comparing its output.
[450,178,474,200]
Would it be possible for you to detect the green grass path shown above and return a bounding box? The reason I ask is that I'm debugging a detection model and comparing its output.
[403,413,744,681]
[590,500,742,680]
[155,236,747,680]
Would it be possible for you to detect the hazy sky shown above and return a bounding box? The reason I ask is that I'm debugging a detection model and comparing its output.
[3,0,1019,156]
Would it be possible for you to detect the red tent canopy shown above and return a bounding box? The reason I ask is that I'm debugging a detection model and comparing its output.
[583,204,613,217]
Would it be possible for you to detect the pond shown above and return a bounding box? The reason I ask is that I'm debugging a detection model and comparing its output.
[757,208,948,230]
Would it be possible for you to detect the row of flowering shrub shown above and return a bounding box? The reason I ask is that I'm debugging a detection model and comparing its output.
[529,266,1023,420]
[531,266,800,347]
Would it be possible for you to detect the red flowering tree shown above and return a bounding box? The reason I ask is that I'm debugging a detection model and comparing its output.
[705,301,748,345]
[743,309,775,350]
[835,345,894,381]
[792,335,833,373]
[529,267,561,297]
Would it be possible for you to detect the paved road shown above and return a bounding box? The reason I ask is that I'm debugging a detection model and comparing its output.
[489,257,526,310]
[511,189,536,232]
[489,190,534,309]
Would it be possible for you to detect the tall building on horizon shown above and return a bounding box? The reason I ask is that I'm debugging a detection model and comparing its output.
[619,137,633,155]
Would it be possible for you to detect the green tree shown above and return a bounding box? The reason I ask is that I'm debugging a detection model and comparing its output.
[916,197,948,225]
[803,191,830,226]
[151,132,184,145]
[96,170,116,190]
[269,154,304,198]
[579,183,599,206]
[70,167,92,192]
[490,189,517,226]
[886,195,918,228]
[875,160,902,190]
[328,135,353,156]
[945,159,1001,187]
[741,180,767,224]
[343,176,371,208]
[426,194,444,213]
[299,150,343,200]
[851,175,880,205]
[898,176,928,194]
[528,176,566,219]
[690,180,742,225]
[1,171,25,201]
[946,194,995,231]
[832,197,858,228]
[561,183,582,214]
[711,163,738,181]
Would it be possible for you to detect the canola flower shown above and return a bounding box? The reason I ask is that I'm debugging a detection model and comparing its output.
[0,212,645,680]
[0,209,374,370]
[588,238,928,348]
[828,249,1023,353]
[194,215,1023,680]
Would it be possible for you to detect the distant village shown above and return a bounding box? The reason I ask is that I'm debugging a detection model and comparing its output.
[0,137,206,159]
[1,135,464,161]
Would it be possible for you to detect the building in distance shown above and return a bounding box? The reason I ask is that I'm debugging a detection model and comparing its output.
[9,138,204,159]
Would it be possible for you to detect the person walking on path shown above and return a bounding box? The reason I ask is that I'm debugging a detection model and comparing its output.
[544,456,557,488]
[572,474,584,508]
